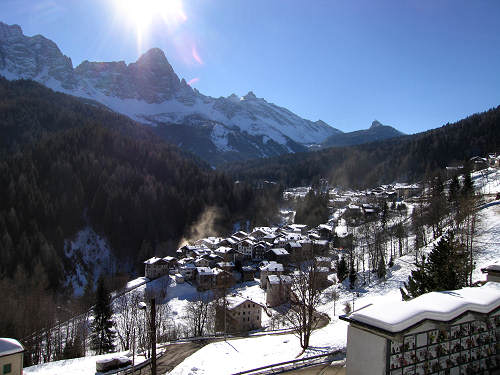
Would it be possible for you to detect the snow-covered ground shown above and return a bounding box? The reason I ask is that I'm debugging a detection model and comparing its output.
[24,350,130,375]
[168,202,500,375]
[64,227,113,296]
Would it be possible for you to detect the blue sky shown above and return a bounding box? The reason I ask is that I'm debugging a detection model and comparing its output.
[1,0,500,134]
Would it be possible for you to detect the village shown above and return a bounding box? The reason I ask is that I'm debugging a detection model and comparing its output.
[4,153,500,375]
[139,153,500,335]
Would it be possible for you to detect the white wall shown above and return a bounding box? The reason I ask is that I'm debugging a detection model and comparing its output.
[346,325,387,375]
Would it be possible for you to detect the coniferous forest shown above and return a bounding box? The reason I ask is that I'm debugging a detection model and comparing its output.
[223,106,500,188]
[0,78,281,340]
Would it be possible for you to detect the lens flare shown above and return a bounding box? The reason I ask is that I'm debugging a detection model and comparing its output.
[114,0,187,51]
[191,45,204,65]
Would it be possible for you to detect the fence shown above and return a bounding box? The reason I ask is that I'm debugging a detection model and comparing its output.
[232,349,345,375]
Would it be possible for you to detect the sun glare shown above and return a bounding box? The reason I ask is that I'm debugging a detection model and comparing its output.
[115,0,187,49]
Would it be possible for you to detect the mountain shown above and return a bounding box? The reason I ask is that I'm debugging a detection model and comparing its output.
[321,120,404,148]
[0,21,340,164]
[223,106,500,188]
[0,76,282,289]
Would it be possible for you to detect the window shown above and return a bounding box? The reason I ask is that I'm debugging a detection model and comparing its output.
[3,364,11,374]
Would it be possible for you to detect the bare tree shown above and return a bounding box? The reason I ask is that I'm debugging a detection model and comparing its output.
[326,288,340,316]
[283,257,324,351]
[184,291,213,337]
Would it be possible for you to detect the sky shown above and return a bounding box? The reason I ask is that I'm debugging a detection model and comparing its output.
[1,0,500,134]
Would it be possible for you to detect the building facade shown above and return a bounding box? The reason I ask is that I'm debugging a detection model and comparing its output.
[341,283,500,375]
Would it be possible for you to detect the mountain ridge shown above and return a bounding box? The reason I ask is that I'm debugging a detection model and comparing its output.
[0,21,342,164]
[321,119,404,148]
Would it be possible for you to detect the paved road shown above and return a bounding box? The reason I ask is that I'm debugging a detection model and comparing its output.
[136,341,205,375]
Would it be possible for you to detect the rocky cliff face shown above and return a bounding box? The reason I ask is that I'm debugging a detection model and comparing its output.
[0,21,343,164]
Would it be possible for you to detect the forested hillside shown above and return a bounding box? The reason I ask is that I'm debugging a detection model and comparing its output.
[0,80,281,339]
[224,106,500,188]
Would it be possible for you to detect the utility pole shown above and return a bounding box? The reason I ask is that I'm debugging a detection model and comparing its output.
[150,297,156,375]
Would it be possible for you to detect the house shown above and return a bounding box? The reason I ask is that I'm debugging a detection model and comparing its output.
[317,224,333,240]
[232,231,249,240]
[218,237,238,249]
[194,257,211,268]
[470,156,488,171]
[238,239,255,258]
[179,263,196,281]
[216,261,235,272]
[312,240,329,255]
[314,267,330,289]
[266,275,292,307]
[241,265,257,282]
[0,338,24,375]
[481,263,500,283]
[214,246,236,262]
[207,253,223,268]
[252,241,269,260]
[215,297,263,333]
[285,241,302,256]
[340,283,500,375]
[196,267,214,291]
[265,248,289,264]
[144,257,170,279]
[213,268,235,289]
[259,262,284,289]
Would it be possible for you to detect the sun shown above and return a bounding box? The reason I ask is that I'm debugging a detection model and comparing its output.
[114,0,187,48]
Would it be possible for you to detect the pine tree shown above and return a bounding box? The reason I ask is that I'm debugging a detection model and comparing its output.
[377,254,386,280]
[348,261,357,289]
[461,169,474,199]
[90,277,116,354]
[336,256,348,282]
[400,231,468,300]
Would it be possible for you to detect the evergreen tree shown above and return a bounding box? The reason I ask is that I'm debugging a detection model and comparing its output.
[90,277,116,354]
[377,254,386,280]
[400,231,468,300]
[336,256,348,282]
[448,174,460,203]
[348,261,357,289]
[461,168,474,199]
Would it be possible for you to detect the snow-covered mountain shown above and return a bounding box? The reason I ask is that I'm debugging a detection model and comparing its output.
[0,21,341,164]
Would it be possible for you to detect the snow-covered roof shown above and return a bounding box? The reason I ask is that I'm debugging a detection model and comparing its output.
[482,263,500,273]
[260,262,284,272]
[196,267,214,276]
[270,248,289,256]
[0,338,24,356]
[344,283,500,334]
[226,296,263,310]
[267,274,292,285]
[144,257,167,265]
[215,246,233,254]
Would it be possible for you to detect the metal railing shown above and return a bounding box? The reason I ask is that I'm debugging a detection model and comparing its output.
[231,349,345,375]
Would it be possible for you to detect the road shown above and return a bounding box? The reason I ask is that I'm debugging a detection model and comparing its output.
[133,341,205,375]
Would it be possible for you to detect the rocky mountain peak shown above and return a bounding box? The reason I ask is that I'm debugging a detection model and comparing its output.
[0,22,23,38]
[136,48,171,69]
[242,91,257,100]
[227,93,240,103]
[370,120,384,129]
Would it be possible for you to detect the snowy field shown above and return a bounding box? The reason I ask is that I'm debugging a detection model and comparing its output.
[24,351,131,375]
